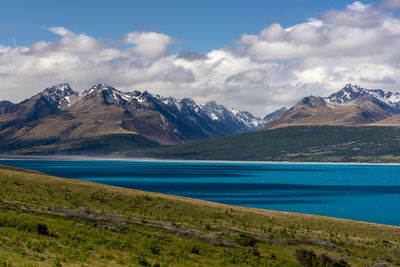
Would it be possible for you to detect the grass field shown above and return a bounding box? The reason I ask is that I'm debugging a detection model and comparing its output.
[1,165,400,266]
[136,125,400,162]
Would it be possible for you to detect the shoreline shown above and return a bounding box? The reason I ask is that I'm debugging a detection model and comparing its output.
[0,163,400,228]
[1,163,400,228]
[1,154,400,166]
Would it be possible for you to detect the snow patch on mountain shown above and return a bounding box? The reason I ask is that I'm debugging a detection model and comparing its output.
[324,83,400,111]
[132,95,145,103]
[40,83,78,109]
[158,96,182,111]
[230,109,262,128]
[32,83,288,133]
[209,112,219,121]
[156,96,272,130]
[80,84,136,106]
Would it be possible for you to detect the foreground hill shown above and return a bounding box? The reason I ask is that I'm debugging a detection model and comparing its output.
[136,125,400,162]
[1,165,399,266]
[265,84,400,129]
[0,83,283,153]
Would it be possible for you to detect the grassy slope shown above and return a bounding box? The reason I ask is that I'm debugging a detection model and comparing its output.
[0,165,400,266]
[135,125,400,162]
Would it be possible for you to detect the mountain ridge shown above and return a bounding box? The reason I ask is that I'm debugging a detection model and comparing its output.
[265,84,400,129]
[0,83,285,153]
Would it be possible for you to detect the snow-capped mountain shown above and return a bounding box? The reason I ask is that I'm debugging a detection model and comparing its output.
[157,97,285,131]
[263,107,287,124]
[265,84,400,129]
[0,83,284,151]
[158,95,200,112]
[324,84,400,114]
[0,83,80,125]
[79,84,143,105]
[40,83,79,109]
[199,101,261,132]
[230,109,264,129]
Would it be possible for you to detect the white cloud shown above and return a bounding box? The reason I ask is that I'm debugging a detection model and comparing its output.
[347,1,371,12]
[125,31,173,60]
[1,1,400,117]
[377,0,400,10]
[45,26,73,36]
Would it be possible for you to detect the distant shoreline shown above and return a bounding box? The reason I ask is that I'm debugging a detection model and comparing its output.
[1,154,400,166]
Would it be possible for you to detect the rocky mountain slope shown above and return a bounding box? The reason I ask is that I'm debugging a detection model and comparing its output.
[265,84,400,129]
[0,83,282,153]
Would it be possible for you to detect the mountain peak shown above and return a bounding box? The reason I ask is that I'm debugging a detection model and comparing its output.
[203,100,218,107]
[0,100,16,114]
[324,84,400,111]
[81,84,137,106]
[39,83,78,109]
[325,84,365,105]
[180,97,197,106]
[343,83,361,92]
[87,83,116,92]
[83,84,118,97]
[41,83,76,97]
[300,96,326,108]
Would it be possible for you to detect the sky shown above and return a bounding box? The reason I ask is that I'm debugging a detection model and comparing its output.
[1,0,400,116]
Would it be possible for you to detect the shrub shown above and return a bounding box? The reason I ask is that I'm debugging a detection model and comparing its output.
[296,249,318,267]
[190,244,201,255]
[36,223,50,236]
[235,233,257,247]
[295,249,350,267]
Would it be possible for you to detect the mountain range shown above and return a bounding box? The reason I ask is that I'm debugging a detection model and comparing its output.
[265,84,400,129]
[139,84,400,162]
[0,83,285,153]
[3,82,400,155]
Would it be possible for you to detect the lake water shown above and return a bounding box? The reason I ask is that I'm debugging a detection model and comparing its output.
[1,157,400,226]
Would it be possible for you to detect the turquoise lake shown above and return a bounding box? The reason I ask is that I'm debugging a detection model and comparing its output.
[1,158,400,226]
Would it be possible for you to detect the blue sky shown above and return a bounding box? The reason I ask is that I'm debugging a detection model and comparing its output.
[1,0,400,116]
[1,0,376,52]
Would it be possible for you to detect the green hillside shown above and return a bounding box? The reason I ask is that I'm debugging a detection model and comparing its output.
[0,165,400,266]
[136,126,400,162]
[5,126,400,164]
[3,133,161,155]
